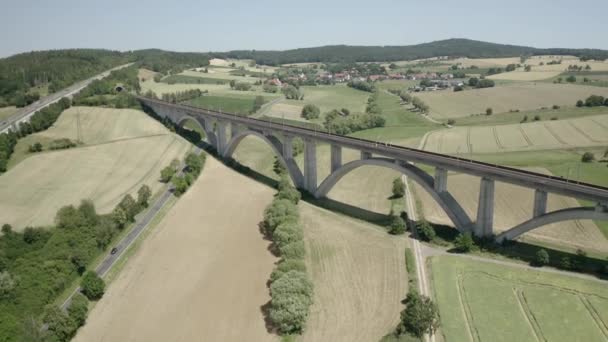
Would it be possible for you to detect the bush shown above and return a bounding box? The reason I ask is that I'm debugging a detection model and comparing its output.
[576,99,584,107]
[417,220,436,242]
[485,107,493,115]
[560,256,572,270]
[276,185,301,204]
[233,82,252,91]
[270,259,307,282]
[389,216,406,235]
[80,271,105,300]
[301,104,320,120]
[273,222,304,250]
[269,270,313,334]
[535,249,550,266]
[280,241,306,260]
[581,152,595,163]
[392,177,405,198]
[447,119,455,126]
[28,142,43,153]
[585,95,605,107]
[566,75,576,83]
[67,293,89,327]
[454,232,475,253]
[263,199,299,235]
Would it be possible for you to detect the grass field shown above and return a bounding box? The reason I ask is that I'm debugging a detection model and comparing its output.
[422,114,608,154]
[74,157,277,342]
[162,74,231,85]
[187,94,268,115]
[455,106,608,126]
[0,106,17,121]
[431,255,608,342]
[488,70,563,81]
[416,83,608,118]
[0,107,189,230]
[300,202,407,342]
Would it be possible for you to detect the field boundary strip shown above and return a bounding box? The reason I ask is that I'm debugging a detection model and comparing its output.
[518,290,548,342]
[591,118,608,130]
[456,273,481,342]
[543,123,569,146]
[511,287,547,342]
[579,295,608,339]
[568,121,606,143]
[518,125,534,147]
[466,127,472,154]
[492,126,505,149]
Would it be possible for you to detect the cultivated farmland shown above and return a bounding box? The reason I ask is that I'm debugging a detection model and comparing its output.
[300,203,407,342]
[0,107,190,230]
[422,114,608,154]
[74,157,277,342]
[414,168,608,253]
[431,255,608,342]
[416,83,608,118]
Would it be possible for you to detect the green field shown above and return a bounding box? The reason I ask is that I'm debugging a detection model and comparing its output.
[455,106,608,126]
[186,94,268,115]
[431,256,608,342]
[162,74,231,85]
[416,83,608,119]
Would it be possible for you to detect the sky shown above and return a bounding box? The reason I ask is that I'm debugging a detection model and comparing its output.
[1,0,607,57]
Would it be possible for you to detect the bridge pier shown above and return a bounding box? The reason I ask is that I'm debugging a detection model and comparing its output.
[283,135,294,159]
[230,122,241,139]
[533,189,548,218]
[216,120,228,156]
[331,144,342,172]
[434,167,448,193]
[475,177,495,237]
[304,139,317,194]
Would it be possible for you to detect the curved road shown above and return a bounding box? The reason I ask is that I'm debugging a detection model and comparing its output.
[0,63,132,133]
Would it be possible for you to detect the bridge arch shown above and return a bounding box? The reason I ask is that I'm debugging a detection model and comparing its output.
[177,115,217,147]
[223,129,304,188]
[496,207,608,242]
[315,157,473,232]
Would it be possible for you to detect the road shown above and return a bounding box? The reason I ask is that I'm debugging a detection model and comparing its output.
[60,146,200,310]
[0,63,132,133]
[139,96,608,204]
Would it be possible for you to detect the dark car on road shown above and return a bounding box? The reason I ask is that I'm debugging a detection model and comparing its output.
[111,247,118,255]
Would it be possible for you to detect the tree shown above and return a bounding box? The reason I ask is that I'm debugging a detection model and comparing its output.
[389,215,406,235]
[80,271,105,300]
[119,194,138,221]
[392,177,405,198]
[137,184,152,207]
[535,249,550,266]
[1,224,11,235]
[171,175,189,196]
[160,165,176,182]
[272,156,287,176]
[566,75,576,83]
[282,85,300,100]
[486,107,493,115]
[468,77,479,87]
[264,199,299,235]
[454,232,475,252]
[67,293,89,327]
[581,152,595,163]
[229,79,236,89]
[269,270,313,334]
[43,306,75,342]
[417,220,436,242]
[560,256,572,270]
[524,65,532,72]
[276,182,301,205]
[111,206,128,229]
[301,104,320,120]
[0,271,16,298]
[396,292,439,337]
[185,152,203,175]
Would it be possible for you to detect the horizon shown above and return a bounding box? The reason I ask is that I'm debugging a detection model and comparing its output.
[2,0,608,58]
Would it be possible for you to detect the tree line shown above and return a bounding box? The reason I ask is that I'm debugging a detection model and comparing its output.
[323,91,385,134]
[0,184,152,341]
[0,97,71,173]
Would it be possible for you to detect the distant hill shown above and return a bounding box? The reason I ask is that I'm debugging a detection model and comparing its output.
[218,38,608,65]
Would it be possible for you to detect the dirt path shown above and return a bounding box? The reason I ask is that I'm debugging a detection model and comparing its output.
[74,157,278,342]
[299,203,407,342]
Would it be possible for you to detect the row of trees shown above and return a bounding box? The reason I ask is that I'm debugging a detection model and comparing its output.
[322,92,386,134]
[160,89,205,103]
[160,152,207,196]
[0,97,71,173]
[468,77,495,88]
[0,184,153,341]
[263,172,313,335]
[576,95,608,107]
[347,80,376,92]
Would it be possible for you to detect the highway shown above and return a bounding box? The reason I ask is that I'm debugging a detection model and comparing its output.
[0,63,133,133]
[138,96,608,205]
[60,147,200,311]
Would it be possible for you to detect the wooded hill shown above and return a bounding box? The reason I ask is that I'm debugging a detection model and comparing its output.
[219,38,608,65]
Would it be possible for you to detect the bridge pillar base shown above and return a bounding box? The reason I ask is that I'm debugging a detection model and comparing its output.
[331,144,342,173]
[304,139,317,194]
[434,167,448,193]
[475,177,495,237]
[217,121,228,156]
[283,135,294,159]
[361,151,372,160]
[533,189,548,218]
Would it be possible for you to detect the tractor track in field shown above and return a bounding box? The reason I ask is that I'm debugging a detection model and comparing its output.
[512,288,543,342]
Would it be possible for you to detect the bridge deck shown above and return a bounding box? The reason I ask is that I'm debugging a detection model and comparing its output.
[137,96,608,204]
